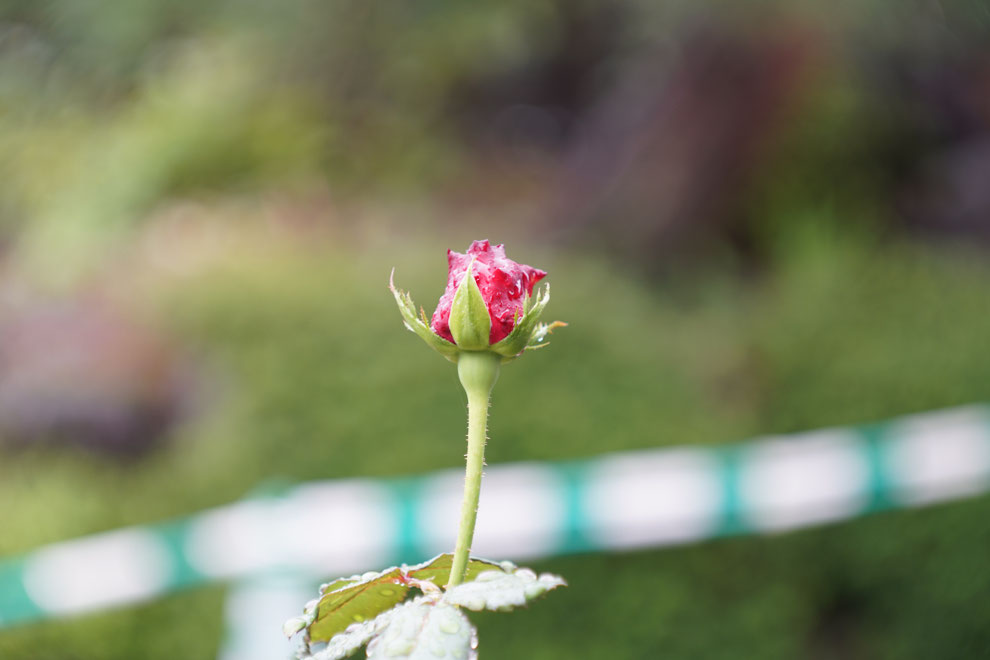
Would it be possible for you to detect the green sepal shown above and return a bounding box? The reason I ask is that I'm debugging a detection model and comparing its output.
[490,283,564,362]
[448,262,491,351]
[389,270,459,363]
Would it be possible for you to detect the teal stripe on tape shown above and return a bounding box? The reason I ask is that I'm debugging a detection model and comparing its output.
[0,558,43,626]
[716,446,745,536]
[557,461,596,553]
[861,423,895,512]
[389,477,427,565]
[156,521,207,589]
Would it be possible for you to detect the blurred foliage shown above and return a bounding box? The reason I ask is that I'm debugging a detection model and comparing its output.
[3,0,990,280]
[2,0,990,658]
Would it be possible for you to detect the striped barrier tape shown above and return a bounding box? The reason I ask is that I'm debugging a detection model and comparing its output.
[2,404,989,631]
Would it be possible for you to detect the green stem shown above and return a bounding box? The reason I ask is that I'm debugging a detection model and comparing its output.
[446,351,501,588]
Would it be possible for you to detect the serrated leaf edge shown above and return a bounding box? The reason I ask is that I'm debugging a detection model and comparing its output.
[443,567,567,612]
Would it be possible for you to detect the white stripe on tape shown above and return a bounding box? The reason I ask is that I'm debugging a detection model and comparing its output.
[186,481,397,580]
[739,429,870,531]
[417,464,568,560]
[278,480,397,575]
[185,500,282,579]
[581,448,723,549]
[884,406,990,504]
[23,529,172,615]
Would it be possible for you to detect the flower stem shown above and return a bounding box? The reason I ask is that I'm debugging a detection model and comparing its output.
[447,351,501,588]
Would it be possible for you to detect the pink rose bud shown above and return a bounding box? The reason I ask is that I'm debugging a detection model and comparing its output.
[389,240,563,362]
[431,240,546,347]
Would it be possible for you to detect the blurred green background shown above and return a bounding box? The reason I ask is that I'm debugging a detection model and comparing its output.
[2,0,990,658]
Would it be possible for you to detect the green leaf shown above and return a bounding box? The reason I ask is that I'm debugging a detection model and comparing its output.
[405,553,503,587]
[307,614,387,660]
[292,555,504,646]
[290,558,565,659]
[448,263,491,350]
[444,567,567,612]
[308,568,412,642]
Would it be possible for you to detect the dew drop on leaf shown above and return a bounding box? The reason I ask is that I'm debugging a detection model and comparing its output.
[439,618,461,635]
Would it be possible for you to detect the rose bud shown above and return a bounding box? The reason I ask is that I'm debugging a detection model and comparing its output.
[390,240,564,362]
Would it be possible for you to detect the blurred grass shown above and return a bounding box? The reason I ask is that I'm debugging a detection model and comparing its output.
[0,586,227,660]
[2,222,990,657]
